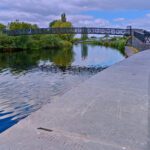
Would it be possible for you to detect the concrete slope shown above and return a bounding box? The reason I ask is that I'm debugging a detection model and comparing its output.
[0,50,150,150]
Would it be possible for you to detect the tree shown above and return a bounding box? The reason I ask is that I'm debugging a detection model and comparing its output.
[51,20,74,41]
[0,23,6,31]
[8,20,38,30]
[49,14,75,42]
[49,20,57,27]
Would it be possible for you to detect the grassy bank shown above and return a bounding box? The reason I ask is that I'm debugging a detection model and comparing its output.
[86,37,128,55]
[0,33,73,52]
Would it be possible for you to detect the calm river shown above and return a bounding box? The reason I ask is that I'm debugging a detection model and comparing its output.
[0,44,125,133]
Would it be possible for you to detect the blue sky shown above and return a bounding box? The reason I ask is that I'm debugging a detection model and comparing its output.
[83,10,149,20]
[0,0,150,30]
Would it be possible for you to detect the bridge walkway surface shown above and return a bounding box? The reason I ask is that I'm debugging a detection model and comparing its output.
[0,50,150,150]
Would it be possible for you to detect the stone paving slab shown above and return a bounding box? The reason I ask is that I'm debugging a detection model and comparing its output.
[0,50,150,150]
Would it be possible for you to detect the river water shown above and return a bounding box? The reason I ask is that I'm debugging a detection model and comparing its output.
[0,44,125,133]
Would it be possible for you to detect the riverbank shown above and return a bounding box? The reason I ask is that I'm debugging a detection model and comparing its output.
[0,32,128,55]
[82,37,127,55]
[0,49,149,150]
[0,33,72,52]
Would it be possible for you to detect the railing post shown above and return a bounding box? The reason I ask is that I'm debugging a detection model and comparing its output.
[128,26,133,46]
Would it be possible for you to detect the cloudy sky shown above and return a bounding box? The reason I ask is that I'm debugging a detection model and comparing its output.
[0,0,150,30]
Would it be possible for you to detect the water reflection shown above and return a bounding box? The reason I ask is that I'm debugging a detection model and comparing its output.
[0,48,74,74]
[0,44,125,133]
[81,44,88,60]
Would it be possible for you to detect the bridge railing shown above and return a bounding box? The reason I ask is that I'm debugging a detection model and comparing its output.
[134,30,150,44]
[3,27,132,36]
[134,31,145,42]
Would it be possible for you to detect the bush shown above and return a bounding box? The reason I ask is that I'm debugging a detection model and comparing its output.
[39,35,63,49]
[51,20,74,42]
[12,35,31,49]
[62,40,72,48]
[89,37,127,55]
[0,33,14,49]
[0,33,73,52]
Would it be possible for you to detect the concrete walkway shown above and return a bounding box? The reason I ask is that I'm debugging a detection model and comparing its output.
[0,50,150,150]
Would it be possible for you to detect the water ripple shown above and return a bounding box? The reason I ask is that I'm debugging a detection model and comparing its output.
[0,44,125,133]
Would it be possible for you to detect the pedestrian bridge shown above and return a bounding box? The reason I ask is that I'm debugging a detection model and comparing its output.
[3,27,132,36]
[3,27,150,48]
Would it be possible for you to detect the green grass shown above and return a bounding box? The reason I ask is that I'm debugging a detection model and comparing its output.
[89,37,128,55]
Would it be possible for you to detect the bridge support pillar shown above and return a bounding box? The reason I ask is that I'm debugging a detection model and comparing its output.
[126,26,135,47]
[81,27,88,40]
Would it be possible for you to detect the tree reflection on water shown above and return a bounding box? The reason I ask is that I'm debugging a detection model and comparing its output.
[0,47,74,74]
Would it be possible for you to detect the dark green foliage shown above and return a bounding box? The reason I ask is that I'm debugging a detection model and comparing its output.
[38,35,63,49]
[13,36,31,49]
[0,17,74,52]
[0,32,72,51]
[0,15,76,52]
[0,33,14,49]
[0,33,32,50]
[0,23,6,31]
[0,47,74,74]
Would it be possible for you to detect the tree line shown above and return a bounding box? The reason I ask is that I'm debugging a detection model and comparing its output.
[0,16,75,51]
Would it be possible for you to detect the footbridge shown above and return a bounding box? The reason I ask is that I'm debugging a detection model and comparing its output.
[3,27,150,50]
[3,27,131,36]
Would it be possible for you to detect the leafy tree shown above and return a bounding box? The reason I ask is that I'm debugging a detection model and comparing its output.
[0,23,6,31]
[0,19,74,52]
[8,20,38,30]
[49,20,57,27]
[50,20,74,42]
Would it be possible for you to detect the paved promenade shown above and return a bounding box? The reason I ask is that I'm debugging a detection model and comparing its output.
[0,50,150,150]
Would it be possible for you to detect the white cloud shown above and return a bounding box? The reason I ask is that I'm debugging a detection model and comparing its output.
[0,0,150,30]
[114,18,125,22]
[146,13,150,17]
[68,15,110,27]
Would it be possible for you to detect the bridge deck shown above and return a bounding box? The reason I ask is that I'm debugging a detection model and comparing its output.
[0,50,149,150]
[3,27,131,36]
